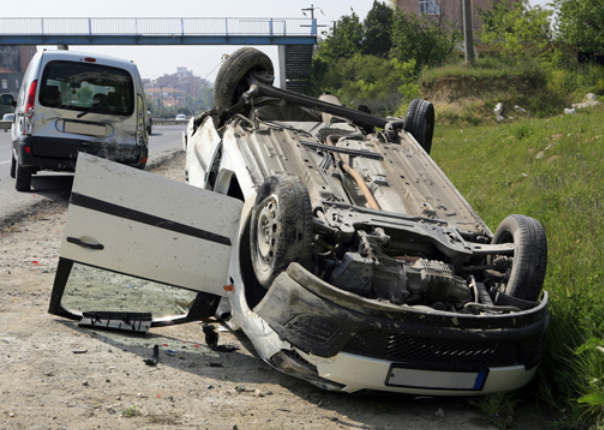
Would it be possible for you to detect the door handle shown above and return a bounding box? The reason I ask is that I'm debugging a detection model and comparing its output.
[66,237,104,250]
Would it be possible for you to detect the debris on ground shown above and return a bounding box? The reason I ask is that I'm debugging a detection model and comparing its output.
[494,102,504,122]
[143,344,159,366]
[202,324,218,348]
[572,93,599,110]
[202,324,240,352]
[514,105,527,114]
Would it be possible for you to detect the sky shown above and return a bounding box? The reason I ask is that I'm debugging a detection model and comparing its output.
[3,0,551,84]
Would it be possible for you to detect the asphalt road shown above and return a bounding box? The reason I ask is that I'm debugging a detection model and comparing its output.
[0,125,186,222]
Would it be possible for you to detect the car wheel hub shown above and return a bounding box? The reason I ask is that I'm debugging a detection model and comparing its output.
[257,196,278,262]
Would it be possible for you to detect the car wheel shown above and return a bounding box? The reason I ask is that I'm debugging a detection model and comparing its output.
[10,153,16,179]
[250,175,313,289]
[489,214,547,302]
[15,163,33,191]
[214,47,274,110]
[403,99,435,154]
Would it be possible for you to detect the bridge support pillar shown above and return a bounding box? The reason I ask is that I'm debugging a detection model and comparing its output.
[58,44,69,50]
[277,45,286,89]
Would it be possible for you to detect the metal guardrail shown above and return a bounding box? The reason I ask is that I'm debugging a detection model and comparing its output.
[152,119,189,126]
[0,17,317,41]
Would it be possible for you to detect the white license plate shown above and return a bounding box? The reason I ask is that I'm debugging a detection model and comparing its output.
[386,365,488,391]
[65,121,106,136]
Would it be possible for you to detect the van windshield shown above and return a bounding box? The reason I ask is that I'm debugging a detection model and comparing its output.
[39,60,134,116]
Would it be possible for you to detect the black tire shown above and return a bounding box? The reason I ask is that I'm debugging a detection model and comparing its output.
[250,175,313,289]
[214,48,274,110]
[10,153,16,179]
[403,99,435,154]
[15,163,32,192]
[490,214,547,301]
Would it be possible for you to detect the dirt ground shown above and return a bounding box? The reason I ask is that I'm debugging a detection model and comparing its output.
[0,152,541,430]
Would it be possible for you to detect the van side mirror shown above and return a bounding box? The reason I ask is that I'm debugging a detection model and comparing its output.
[0,94,16,108]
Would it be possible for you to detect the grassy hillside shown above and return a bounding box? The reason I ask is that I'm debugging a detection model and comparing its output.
[432,104,604,427]
[418,60,604,125]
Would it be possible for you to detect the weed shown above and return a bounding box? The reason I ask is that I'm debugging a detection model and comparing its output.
[468,393,518,429]
[511,121,533,140]
[374,402,398,415]
[122,405,140,418]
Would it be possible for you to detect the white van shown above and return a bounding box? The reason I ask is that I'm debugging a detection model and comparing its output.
[0,50,149,191]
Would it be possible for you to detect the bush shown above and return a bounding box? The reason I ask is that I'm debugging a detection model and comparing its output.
[312,54,418,115]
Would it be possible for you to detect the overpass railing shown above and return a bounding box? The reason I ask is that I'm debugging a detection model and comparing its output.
[0,17,316,37]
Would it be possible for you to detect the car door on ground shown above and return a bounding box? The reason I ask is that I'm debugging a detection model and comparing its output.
[49,153,243,328]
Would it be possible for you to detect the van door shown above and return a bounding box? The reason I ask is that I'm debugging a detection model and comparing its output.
[49,153,244,329]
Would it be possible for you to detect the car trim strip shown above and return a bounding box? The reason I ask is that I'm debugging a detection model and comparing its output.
[70,193,232,246]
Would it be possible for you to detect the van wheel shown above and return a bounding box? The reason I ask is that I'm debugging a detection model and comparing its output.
[489,214,547,302]
[250,176,313,289]
[15,164,33,191]
[214,48,274,110]
[403,99,435,154]
[10,153,16,178]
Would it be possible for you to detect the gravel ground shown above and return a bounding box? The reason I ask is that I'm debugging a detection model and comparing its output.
[0,152,541,430]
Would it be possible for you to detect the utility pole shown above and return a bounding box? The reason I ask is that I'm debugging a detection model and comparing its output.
[301,4,321,20]
[159,85,164,118]
[300,5,327,32]
[462,0,475,63]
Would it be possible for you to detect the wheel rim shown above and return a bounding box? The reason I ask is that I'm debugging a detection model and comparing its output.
[256,196,278,264]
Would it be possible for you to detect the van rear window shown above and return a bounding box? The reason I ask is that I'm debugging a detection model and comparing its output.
[39,61,134,116]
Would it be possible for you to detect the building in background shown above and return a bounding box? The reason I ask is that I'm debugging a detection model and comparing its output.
[144,67,213,114]
[392,0,518,32]
[0,45,37,98]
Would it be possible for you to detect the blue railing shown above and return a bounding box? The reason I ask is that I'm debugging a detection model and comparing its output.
[0,18,317,44]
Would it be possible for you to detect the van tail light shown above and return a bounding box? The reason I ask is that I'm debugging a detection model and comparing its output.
[24,79,37,135]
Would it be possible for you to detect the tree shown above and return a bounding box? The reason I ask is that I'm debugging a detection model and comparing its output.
[316,10,363,62]
[312,54,419,114]
[390,10,461,72]
[362,1,394,57]
[478,0,552,59]
[554,0,604,54]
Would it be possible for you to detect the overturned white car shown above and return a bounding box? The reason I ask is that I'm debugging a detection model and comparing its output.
[49,48,548,395]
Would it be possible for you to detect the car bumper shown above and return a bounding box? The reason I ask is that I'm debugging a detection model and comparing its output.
[292,350,536,395]
[14,135,146,171]
[256,263,549,395]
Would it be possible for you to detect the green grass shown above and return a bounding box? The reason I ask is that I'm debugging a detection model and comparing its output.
[420,57,542,83]
[122,404,140,418]
[432,104,604,428]
[468,393,519,429]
